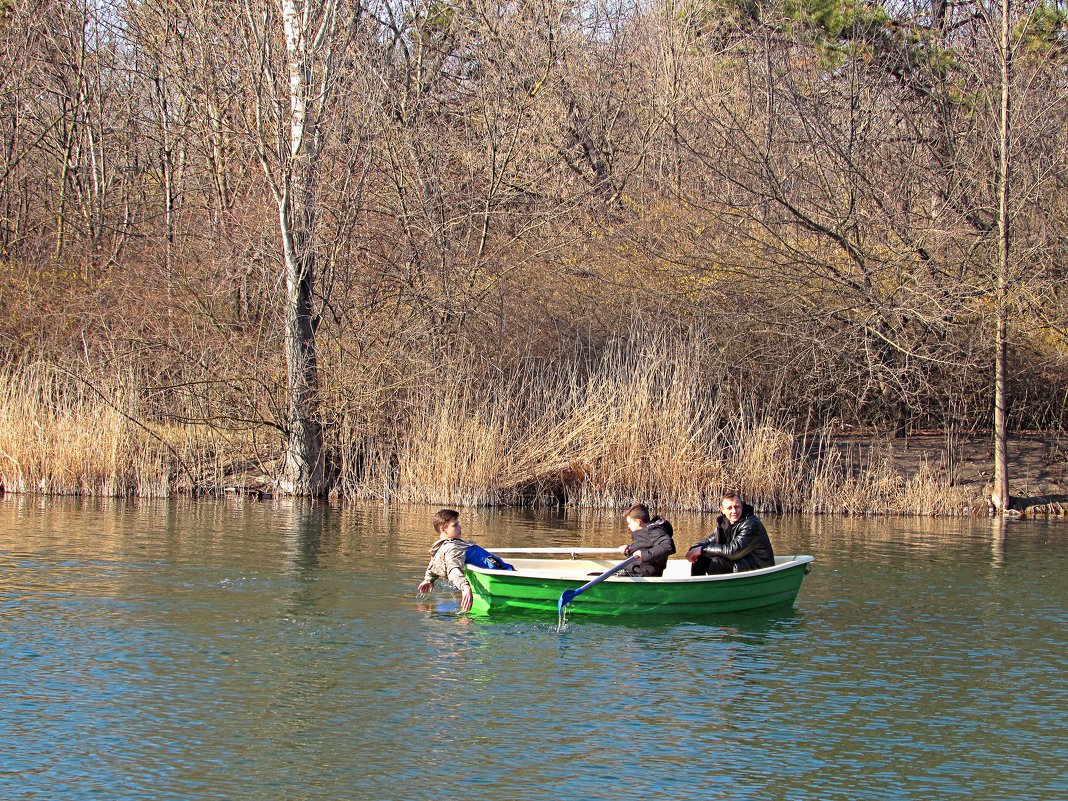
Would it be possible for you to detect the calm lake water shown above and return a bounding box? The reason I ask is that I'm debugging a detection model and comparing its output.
[0,497,1065,801]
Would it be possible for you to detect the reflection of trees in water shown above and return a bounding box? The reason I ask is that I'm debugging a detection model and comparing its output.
[277,501,436,570]
[799,514,1016,567]
[989,518,1006,568]
[802,512,1052,573]
[278,501,335,619]
[280,500,326,575]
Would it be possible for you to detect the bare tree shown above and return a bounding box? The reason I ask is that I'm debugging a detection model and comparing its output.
[239,0,363,495]
[991,0,1013,511]
[976,0,1068,509]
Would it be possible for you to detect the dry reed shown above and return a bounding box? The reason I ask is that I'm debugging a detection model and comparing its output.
[0,361,239,497]
[344,326,979,514]
[0,329,990,514]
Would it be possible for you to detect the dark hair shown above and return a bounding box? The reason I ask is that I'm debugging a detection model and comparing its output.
[625,503,650,524]
[433,508,460,533]
[722,491,743,504]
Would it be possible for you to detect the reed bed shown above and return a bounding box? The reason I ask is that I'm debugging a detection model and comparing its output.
[804,438,973,515]
[343,327,975,514]
[0,362,241,497]
[0,330,990,514]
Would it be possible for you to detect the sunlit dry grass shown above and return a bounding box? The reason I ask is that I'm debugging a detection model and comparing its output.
[345,327,977,514]
[0,362,241,497]
[804,438,972,515]
[0,333,983,514]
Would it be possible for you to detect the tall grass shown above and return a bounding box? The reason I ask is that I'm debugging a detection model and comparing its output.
[805,438,973,515]
[0,329,990,514]
[343,328,736,508]
[0,362,237,496]
[338,326,976,514]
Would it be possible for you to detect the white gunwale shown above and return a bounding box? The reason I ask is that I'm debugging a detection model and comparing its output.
[467,554,814,582]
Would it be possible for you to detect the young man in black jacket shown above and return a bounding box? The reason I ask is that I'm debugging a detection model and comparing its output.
[618,503,676,577]
[686,491,775,575]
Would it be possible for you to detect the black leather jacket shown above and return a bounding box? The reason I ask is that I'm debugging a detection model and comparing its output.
[691,504,775,572]
[623,516,676,577]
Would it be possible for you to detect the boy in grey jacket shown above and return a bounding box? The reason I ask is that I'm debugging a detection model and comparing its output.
[416,509,511,611]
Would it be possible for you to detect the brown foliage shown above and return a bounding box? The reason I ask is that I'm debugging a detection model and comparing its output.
[0,0,1065,504]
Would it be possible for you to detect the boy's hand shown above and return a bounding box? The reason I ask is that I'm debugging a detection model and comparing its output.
[460,586,473,612]
[632,549,643,561]
[685,546,702,563]
[417,580,432,594]
[619,544,629,555]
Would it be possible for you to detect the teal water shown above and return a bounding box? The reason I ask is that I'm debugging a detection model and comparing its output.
[0,498,1065,800]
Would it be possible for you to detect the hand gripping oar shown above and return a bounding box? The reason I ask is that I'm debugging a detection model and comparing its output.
[557,554,639,618]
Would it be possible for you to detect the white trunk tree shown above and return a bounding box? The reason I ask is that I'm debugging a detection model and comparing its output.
[244,0,345,495]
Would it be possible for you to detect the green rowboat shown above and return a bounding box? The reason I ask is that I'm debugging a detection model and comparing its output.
[465,550,814,617]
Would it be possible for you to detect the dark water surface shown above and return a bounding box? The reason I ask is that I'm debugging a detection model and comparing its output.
[0,498,1065,801]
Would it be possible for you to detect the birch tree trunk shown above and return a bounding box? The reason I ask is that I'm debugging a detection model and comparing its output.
[246,0,342,496]
[278,0,325,496]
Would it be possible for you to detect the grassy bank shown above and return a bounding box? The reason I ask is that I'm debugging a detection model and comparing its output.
[0,362,242,497]
[1,338,1063,515]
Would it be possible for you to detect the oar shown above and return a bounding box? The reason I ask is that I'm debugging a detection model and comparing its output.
[557,554,639,618]
[487,548,622,555]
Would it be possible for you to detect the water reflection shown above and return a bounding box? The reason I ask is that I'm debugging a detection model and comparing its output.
[278,501,321,571]
[0,498,1065,801]
[989,516,1007,566]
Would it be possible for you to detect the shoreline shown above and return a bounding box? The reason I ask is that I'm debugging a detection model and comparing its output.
[1,431,1064,516]
[824,431,1068,516]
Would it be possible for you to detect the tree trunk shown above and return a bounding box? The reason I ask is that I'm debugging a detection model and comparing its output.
[277,192,325,495]
[256,0,338,496]
[991,0,1012,513]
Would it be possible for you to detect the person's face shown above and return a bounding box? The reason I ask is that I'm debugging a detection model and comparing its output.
[440,519,462,539]
[626,516,642,532]
[721,498,743,524]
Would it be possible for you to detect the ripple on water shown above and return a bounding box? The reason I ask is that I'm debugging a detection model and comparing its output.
[1,504,1066,801]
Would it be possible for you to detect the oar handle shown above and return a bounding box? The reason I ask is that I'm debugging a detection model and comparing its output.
[486,548,623,555]
[557,554,639,613]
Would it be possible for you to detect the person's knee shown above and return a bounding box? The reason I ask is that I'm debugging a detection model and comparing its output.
[691,554,733,576]
[690,556,715,575]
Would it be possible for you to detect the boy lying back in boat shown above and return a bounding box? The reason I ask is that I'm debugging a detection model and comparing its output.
[416,508,514,612]
[617,503,676,577]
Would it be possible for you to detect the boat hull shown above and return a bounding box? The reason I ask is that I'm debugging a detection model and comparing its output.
[465,555,813,616]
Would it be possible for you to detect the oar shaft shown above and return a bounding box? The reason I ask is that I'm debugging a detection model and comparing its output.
[486,548,622,555]
[557,554,639,615]
[570,555,639,595]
